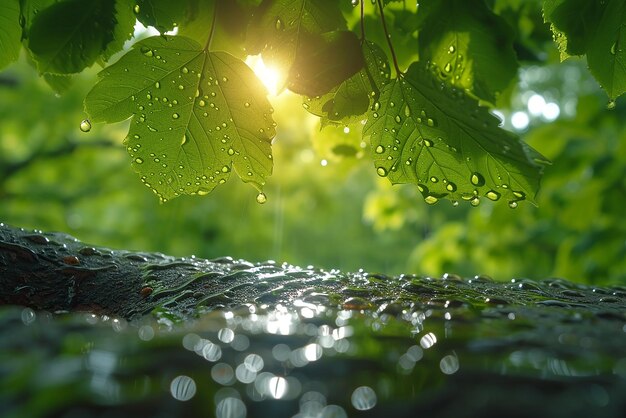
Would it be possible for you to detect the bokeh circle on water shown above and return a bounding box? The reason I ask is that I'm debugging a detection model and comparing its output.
[351,386,377,410]
[170,375,196,401]
[216,397,247,418]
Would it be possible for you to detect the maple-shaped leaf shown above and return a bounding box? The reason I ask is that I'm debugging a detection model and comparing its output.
[85,36,275,201]
[364,63,548,208]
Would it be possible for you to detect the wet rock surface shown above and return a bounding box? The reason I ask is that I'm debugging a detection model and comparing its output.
[1,223,626,417]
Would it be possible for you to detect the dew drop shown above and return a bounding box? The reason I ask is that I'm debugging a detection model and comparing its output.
[133,4,140,13]
[373,102,380,111]
[430,176,438,183]
[256,192,267,204]
[182,67,189,74]
[444,62,452,73]
[375,145,385,154]
[427,118,435,127]
[302,103,310,109]
[227,148,235,155]
[485,190,500,201]
[470,172,485,186]
[607,100,616,110]
[178,85,184,90]
[423,138,434,147]
[512,190,526,200]
[446,182,457,192]
[198,99,206,107]
[470,197,480,206]
[79,119,91,132]
[351,0,359,6]
[172,113,179,119]
[135,157,143,164]
[275,18,284,30]
[140,46,153,57]
[448,45,455,53]
[610,42,617,55]
[424,195,438,205]
[181,135,187,145]
[376,167,388,177]
[244,102,250,108]
[508,200,518,209]
[395,115,402,124]
[155,81,160,89]
[404,105,411,117]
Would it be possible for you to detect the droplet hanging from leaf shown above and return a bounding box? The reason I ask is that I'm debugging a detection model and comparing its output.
[79,119,92,132]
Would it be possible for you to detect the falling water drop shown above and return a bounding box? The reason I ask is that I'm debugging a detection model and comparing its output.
[256,192,267,204]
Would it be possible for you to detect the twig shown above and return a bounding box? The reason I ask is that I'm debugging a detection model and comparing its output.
[376,0,403,77]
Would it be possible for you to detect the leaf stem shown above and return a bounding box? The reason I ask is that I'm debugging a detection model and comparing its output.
[376,0,402,77]
[360,0,365,41]
[204,1,218,51]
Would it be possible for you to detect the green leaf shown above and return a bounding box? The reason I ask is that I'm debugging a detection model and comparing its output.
[543,0,595,58]
[287,30,364,97]
[179,0,252,58]
[135,0,187,33]
[544,0,626,100]
[84,35,275,201]
[247,0,346,79]
[102,0,137,61]
[27,0,116,74]
[0,0,22,70]
[43,73,74,94]
[19,0,56,36]
[418,0,518,104]
[364,63,548,207]
[303,41,390,125]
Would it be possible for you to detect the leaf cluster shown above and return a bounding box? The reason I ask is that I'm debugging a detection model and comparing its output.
[0,0,624,207]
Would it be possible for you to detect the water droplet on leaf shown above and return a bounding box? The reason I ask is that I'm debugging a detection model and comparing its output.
[485,190,500,201]
[79,119,91,132]
[470,172,485,186]
[375,145,384,154]
[424,195,438,205]
[140,46,153,57]
[376,167,388,177]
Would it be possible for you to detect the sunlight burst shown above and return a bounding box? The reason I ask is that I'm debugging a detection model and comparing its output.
[245,55,282,96]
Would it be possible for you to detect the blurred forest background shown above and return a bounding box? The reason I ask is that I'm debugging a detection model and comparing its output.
[1,4,625,285]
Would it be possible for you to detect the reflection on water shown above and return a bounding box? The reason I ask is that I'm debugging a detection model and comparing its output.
[2,272,626,417]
